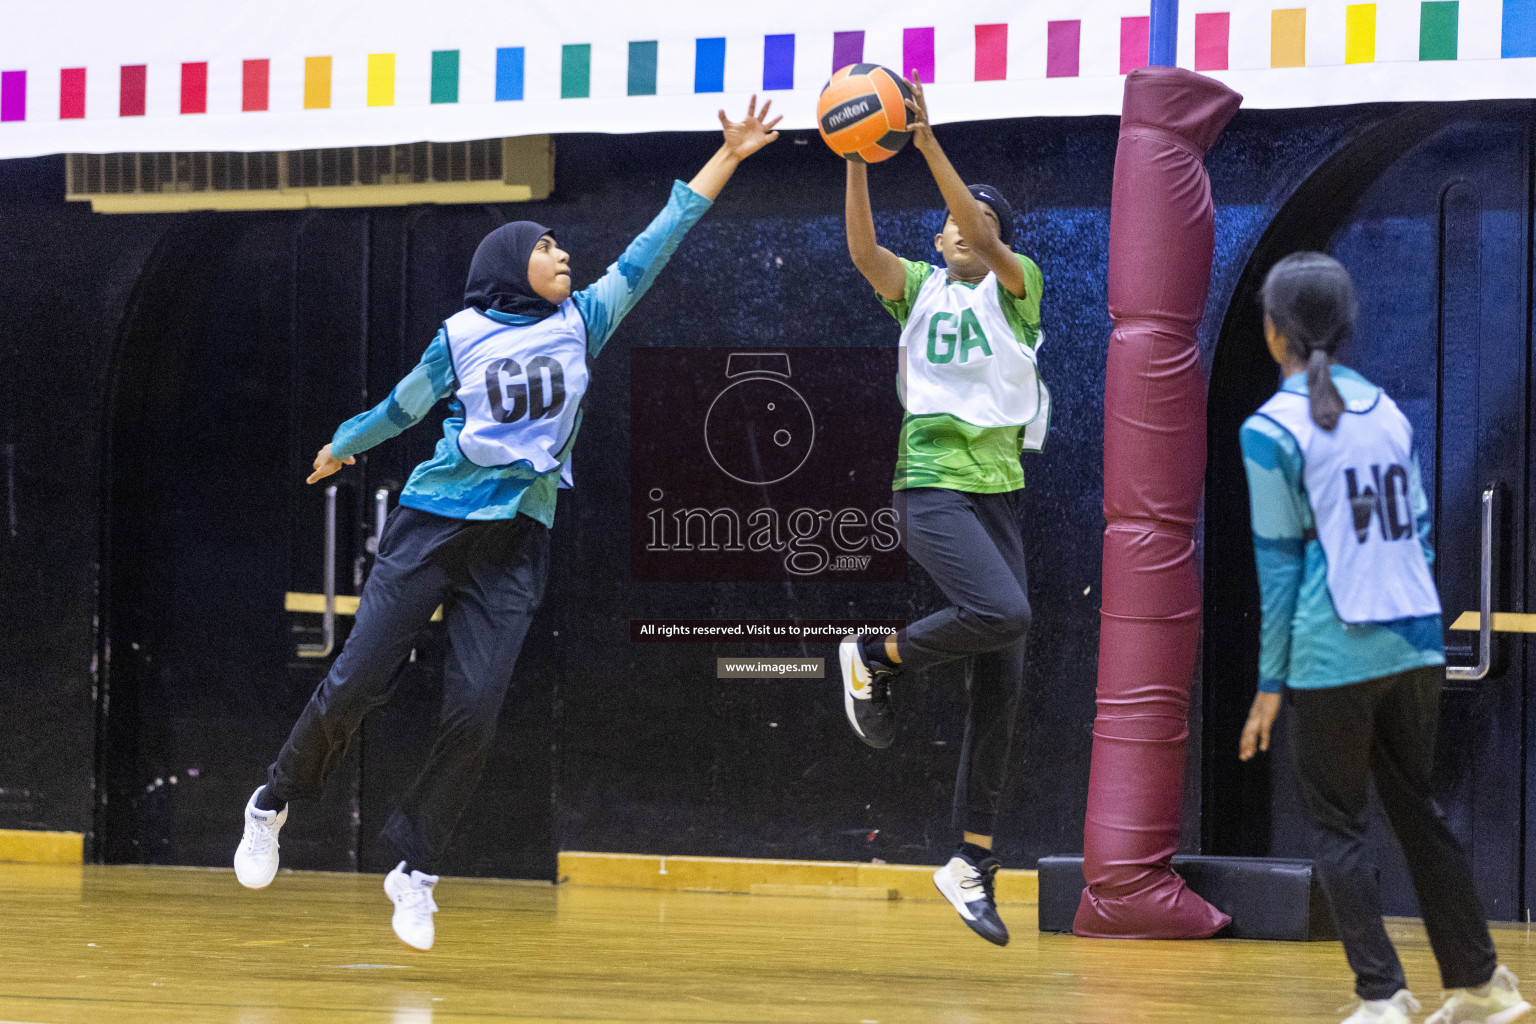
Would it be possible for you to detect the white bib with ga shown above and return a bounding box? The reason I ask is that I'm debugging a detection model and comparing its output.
[444,304,590,471]
[898,266,1049,448]
[1258,387,1441,624]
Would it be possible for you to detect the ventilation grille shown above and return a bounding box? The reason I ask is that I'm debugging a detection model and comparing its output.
[66,137,552,213]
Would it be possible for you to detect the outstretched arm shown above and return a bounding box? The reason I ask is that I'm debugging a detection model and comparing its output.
[306,332,456,483]
[575,99,781,355]
[905,73,1027,298]
[846,162,906,300]
[688,95,782,201]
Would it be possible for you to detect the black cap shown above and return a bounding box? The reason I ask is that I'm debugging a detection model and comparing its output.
[961,183,1016,248]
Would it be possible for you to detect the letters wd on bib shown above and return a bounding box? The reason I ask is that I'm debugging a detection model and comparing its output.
[1257,386,1441,624]
[3,0,1536,157]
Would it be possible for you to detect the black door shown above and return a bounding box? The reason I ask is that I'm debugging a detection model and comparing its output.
[100,207,557,879]
[1205,104,1532,918]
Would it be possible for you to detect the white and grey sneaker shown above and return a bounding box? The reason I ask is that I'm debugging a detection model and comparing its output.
[384,861,439,951]
[1427,965,1531,1024]
[1341,990,1421,1024]
[839,634,894,749]
[233,786,287,889]
[933,853,1008,946]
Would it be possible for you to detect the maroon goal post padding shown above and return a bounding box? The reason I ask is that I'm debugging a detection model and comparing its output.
[1074,66,1243,940]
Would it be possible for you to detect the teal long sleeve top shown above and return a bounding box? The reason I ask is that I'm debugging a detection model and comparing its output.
[330,180,712,525]
[1240,366,1445,693]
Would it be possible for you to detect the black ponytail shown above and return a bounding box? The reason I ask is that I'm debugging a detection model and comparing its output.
[1305,348,1343,431]
[1260,252,1357,431]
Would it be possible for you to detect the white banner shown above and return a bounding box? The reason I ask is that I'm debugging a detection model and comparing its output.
[1,0,1533,158]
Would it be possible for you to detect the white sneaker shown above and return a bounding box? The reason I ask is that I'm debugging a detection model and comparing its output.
[1342,990,1422,1024]
[932,854,1009,946]
[839,634,894,749]
[384,861,439,951]
[233,787,286,889]
[1428,965,1532,1024]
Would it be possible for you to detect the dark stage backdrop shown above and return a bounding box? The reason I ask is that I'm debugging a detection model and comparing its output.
[1,104,1527,909]
[1205,103,1536,919]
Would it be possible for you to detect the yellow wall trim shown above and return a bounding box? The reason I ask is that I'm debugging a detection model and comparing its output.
[286,592,442,621]
[558,851,1038,905]
[0,829,84,865]
[1450,611,1536,633]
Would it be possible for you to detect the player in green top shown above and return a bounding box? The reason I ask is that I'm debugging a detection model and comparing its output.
[879,232,1046,493]
[837,73,1047,947]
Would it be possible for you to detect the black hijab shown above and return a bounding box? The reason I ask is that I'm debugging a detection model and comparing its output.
[464,220,560,319]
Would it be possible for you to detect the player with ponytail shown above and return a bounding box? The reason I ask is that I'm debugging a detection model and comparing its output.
[1259,250,1350,430]
[1238,252,1528,1024]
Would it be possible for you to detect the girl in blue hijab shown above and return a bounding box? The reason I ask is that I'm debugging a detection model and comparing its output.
[234,99,781,950]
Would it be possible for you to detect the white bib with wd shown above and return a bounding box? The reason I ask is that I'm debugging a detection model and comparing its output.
[444,304,590,471]
[898,267,1048,441]
[1258,387,1441,624]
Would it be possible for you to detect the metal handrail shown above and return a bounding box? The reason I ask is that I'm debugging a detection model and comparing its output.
[297,484,337,658]
[366,487,388,555]
[375,488,388,547]
[1446,485,1495,682]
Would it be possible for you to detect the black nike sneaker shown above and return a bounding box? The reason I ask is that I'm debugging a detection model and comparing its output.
[839,634,894,749]
[933,853,1009,946]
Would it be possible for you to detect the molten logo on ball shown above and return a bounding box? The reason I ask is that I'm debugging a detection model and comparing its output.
[816,64,914,164]
[821,98,874,133]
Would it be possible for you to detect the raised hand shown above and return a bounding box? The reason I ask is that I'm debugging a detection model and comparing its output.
[903,71,936,151]
[718,95,784,161]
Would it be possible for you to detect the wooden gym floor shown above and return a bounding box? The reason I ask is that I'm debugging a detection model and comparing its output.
[3,863,1535,1024]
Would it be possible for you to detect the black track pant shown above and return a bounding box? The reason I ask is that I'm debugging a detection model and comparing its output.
[895,487,1031,837]
[1288,665,1497,1000]
[266,505,549,875]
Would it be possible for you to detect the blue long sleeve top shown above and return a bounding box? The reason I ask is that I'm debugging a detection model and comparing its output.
[329,180,712,525]
[1240,366,1445,693]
